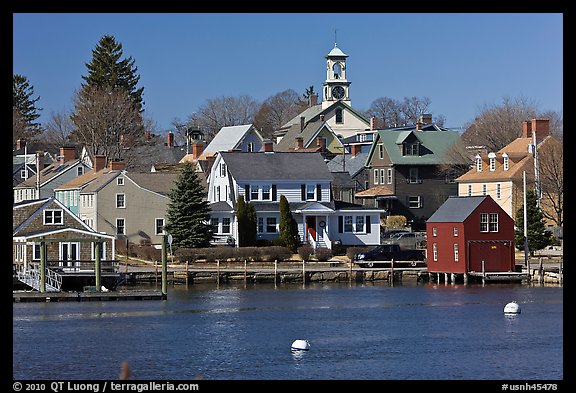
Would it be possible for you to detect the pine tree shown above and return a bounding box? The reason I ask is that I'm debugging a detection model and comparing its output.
[514,190,554,253]
[164,162,212,248]
[13,74,43,139]
[236,195,257,246]
[279,195,300,252]
[82,35,144,112]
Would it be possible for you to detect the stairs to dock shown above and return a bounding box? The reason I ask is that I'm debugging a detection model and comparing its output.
[16,265,62,292]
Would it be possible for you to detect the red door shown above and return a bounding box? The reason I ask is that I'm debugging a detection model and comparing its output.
[306,216,317,241]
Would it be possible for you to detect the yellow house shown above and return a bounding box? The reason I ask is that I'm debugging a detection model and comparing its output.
[456,119,559,226]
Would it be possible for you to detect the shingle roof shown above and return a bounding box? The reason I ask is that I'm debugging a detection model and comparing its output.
[427,196,488,222]
[200,124,260,158]
[368,128,463,166]
[220,151,333,181]
[126,172,179,196]
[327,152,369,177]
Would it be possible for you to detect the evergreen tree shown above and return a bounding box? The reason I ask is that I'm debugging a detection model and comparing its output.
[279,195,300,252]
[514,190,554,253]
[236,195,257,246]
[13,74,43,140]
[82,35,144,112]
[164,162,212,248]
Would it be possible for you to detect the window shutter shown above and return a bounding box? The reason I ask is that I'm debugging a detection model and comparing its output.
[245,185,250,201]
[338,216,343,233]
[272,184,277,201]
[301,184,306,201]
[316,184,322,201]
[366,215,371,233]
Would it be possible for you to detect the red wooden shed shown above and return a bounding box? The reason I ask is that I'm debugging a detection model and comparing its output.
[426,195,515,280]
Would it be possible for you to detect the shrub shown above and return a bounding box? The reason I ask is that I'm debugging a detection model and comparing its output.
[297,244,313,261]
[385,215,407,229]
[314,247,332,262]
[263,246,293,262]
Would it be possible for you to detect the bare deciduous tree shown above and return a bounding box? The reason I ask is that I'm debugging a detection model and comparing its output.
[461,96,539,152]
[365,96,442,128]
[194,95,259,141]
[70,86,145,164]
[253,89,305,139]
[44,110,74,147]
[537,136,563,227]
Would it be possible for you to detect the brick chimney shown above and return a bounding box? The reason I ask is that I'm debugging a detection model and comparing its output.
[370,117,377,130]
[109,160,126,171]
[309,93,318,107]
[93,155,107,172]
[16,139,26,150]
[294,136,304,150]
[351,144,362,157]
[419,114,433,124]
[167,131,174,148]
[320,114,325,122]
[531,118,550,143]
[192,142,204,159]
[263,139,274,153]
[522,120,532,138]
[59,146,76,164]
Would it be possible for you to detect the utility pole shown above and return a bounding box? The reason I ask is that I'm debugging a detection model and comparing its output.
[523,171,529,267]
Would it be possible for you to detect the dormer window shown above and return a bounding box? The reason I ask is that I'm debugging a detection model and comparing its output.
[503,153,509,171]
[488,152,496,171]
[404,142,419,156]
[475,154,482,172]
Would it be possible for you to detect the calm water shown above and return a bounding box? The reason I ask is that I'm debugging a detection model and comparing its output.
[13,281,563,381]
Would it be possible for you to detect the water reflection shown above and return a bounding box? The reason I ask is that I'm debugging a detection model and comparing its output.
[291,349,307,361]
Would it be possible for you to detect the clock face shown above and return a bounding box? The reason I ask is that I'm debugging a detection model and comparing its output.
[332,86,345,99]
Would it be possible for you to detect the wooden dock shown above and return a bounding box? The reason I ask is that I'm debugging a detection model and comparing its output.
[13,289,165,302]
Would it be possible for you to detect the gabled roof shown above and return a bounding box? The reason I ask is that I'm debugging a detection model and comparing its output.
[327,152,369,178]
[219,151,333,181]
[200,124,262,159]
[366,127,463,166]
[125,172,179,196]
[55,167,113,190]
[280,101,369,131]
[14,159,85,189]
[275,120,341,152]
[13,197,96,236]
[427,195,489,223]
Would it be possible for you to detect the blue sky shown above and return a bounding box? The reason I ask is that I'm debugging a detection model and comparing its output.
[13,13,563,131]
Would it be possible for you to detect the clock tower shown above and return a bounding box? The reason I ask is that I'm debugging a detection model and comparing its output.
[322,43,351,109]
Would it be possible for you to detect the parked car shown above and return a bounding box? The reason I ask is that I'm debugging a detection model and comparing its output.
[353,243,426,268]
[383,231,426,249]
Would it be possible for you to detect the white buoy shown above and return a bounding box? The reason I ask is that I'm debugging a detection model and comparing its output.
[504,301,521,314]
[291,339,310,351]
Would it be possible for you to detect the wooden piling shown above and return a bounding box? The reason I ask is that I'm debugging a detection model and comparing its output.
[161,235,167,298]
[274,260,278,287]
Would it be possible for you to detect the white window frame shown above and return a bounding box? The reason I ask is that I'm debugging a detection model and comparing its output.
[44,209,64,225]
[453,227,458,237]
[380,169,385,184]
[266,217,277,233]
[496,183,501,199]
[476,155,482,172]
[433,227,437,237]
[409,168,419,184]
[387,168,393,184]
[116,218,125,235]
[482,184,487,196]
[480,213,489,232]
[373,169,379,185]
[467,184,472,196]
[306,184,316,201]
[262,185,271,201]
[454,244,459,262]
[489,213,499,232]
[408,195,422,209]
[222,218,231,234]
[378,144,384,159]
[155,218,165,235]
[503,154,509,171]
[433,243,438,261]
[117,177,124,186]
[116,193,126,208]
